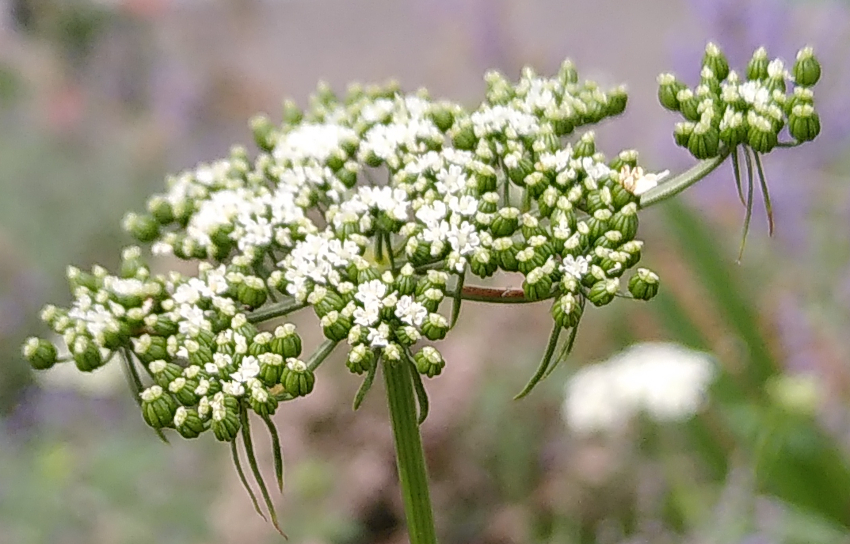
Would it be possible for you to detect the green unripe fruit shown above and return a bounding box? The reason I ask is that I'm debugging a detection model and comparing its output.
[141,385,178,429]
[551,294,583,328]
[587,278,620,307]
[414,346,445,378]
[173,407,206,439]
[788,105,820,142]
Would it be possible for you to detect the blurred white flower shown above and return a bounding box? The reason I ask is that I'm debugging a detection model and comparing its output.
[562,342,715,434]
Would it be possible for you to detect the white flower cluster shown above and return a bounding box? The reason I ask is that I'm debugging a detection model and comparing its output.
[562,342,716,435]
[27,58,666,440]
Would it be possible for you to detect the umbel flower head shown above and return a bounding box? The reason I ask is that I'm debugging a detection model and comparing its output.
[21,46,818,530]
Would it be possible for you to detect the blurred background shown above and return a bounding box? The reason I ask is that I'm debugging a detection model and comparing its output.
[1,0,850,543]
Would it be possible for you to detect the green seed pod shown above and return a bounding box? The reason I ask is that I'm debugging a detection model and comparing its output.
[687,123,721,159]
[141,385,179,429]
[414,270,449,296]
[747,47,769,80]
[702,43,730,81]
[421,313,449,341]
[210,393,241,442]
[492,237,520,272]
[307,286,347,318]
[628,268,660,300]
[551,293,583,328]
[414,346,445,378]
[23,337,58,370]
[792,47,821,87]
[281,359,315,397]
[132,334,169,364]
[173,407,206,439]
[610,203,638,241]
[587,278,620,307]
[72,336,104,372]
[247,332,272,357]
[788,104,821,142]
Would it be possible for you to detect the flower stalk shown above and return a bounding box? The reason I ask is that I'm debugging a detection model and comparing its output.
[383,358,438,544]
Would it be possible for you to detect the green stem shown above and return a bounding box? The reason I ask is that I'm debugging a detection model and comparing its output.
[247,298,307,323]
[639,150,730,208]
[306,339,339,371]
[383,359,438,544]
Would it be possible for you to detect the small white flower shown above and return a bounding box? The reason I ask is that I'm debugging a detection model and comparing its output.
[619,165,669,196]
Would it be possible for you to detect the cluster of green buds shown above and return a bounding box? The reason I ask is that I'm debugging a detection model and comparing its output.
[656,43,822,257]
[21,46,820,531]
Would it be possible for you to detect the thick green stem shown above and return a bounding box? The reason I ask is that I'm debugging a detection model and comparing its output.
[383,359,438,544]
[247,298,307,323]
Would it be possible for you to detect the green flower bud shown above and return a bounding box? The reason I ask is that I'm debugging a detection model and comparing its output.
[421,313,449,341]
[506,155,535,185]
[474,165,498,193]
[405,237,432,266]
[746,113,778,153]
[719,109,747,147]
[257,353,285,387]
[747,47,769,80]
[247,332,272,356]
[558,59,579,85]
[414,270,449,296]
[451,121,477,150]
[173,407,206,439]
[516,247,546,276]
[308,285,347,317]
[249,385,279,418]
[792,47,821,87]
[132,334,168,364]
[628,268,660,300]
[168,376,200,406]
[149,359,183,388]
[394,264,417,296]
[236,276,268,308]
[270,323,302,359]
[610,203,638,241]
[676,89,700,122]
[522,267,554,301]
[147,196,175,225]
[414,346,445,378]
[250,115,277,152]
[551,293,583,328]
[185,339,215,367]
[416,288,445,313]
[574,131,596,158]
[587,278,620,307]
[346,344,376,375]
[702,43,730,81]
[282,99,303,126]
[490,207,520,237]
[72,336,104,372]
[320,311,353,342]
[281,358,315,397]
[788,104,820,142]
[606,86,628,116]
[687,122,721,159]
[586,209,612,240]
[470,247,498,278]
[493,237,520,272]
[141,385,179,429]
[210,393,241,442]
[123,212,161,243]
[23,337,58,370]
[674,121,695,148]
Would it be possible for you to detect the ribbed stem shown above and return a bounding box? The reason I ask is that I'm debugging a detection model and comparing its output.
[383,359,438,544]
